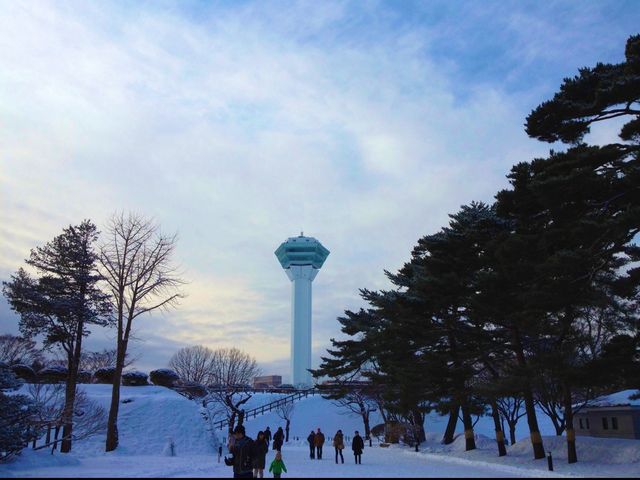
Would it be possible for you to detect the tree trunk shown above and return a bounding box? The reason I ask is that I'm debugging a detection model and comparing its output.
[237,409,245,427]
[509,424,517,446]
[442,405,459,445]
[461,403,476,451]
[362,411,371,441]
[563,383,577,464]
[52,424,61,453]
[512,328,545,459]
[412,409,425,443]
[285,420,290,442]
[61,318,85,453]
[490,399,507,456]
[228,411,236,438]
[106,337,128,452]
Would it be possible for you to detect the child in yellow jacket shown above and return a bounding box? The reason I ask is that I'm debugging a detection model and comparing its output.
[268,451,287,478]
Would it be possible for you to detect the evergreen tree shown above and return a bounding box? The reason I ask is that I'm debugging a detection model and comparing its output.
[0,365,38,461]
[499,33,640,464]
[2,221,111,453]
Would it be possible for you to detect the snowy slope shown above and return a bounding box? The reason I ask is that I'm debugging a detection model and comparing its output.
[16,384,216,457]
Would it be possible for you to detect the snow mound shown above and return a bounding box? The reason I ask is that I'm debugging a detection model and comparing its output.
[509,435,640,464]
[75,384,216,456]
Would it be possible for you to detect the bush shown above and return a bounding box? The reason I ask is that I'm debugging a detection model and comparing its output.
[0,366,38,462]
[94,367,116,384]
[77,370,92,383]
[382,421,407,444]
[122,371,148,386]
[10,364,36,382]
[371,423,385,441]
[37,366,68,383]
[149,369,179,387]
[174,380,207,398]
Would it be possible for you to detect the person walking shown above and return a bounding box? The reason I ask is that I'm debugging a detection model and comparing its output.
[264,427,272,448]
[272,427,284,451]
[224,425,255,478]
[314,428,325,460]
[268,451,287,478]
[333,429,344,464]
[352,430,364,465]
[306,430,316,459]
[252,431,269,478]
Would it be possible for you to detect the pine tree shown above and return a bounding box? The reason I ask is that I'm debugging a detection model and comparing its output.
[2,220,111,453]
[0,366,38,461]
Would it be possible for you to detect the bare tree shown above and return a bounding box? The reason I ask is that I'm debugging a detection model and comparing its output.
[333,390,377,442]
[99,212,184,452]
[169,345,215,384]
[80,348,137,373]
[0,334,44,366]
[27,383,106,452]
[202,347,261,436]
[276,402,294,442]
[496,396,526,445]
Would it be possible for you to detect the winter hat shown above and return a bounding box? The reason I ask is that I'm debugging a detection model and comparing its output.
[233,425,246,435]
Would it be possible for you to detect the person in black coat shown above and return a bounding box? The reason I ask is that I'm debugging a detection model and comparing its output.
[252,431,269,478]
[272,426,284,451]
[306,430,316,459]
[264,426,272,447]
[224,425,255,478]
[352,430,364,464]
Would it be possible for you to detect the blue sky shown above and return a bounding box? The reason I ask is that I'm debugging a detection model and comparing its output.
[1,0,638,379]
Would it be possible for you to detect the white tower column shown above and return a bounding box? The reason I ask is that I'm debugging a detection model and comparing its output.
[286,265,318,387]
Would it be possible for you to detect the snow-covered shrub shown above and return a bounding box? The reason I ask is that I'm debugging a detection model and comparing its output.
[382,421,406,444]
[0,366,38,462]
[10,364,36,382]
[149,369,179,387]
[37,366,68,384]
[93,367,116,384]
[77,370,92,383]
[370,423,385,442]
[122,370,148,386]
[174,380,207,399]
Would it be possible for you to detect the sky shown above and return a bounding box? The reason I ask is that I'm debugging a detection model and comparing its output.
[1,0,639,380]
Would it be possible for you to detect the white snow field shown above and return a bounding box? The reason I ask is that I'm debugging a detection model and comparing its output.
[1,384,639,478]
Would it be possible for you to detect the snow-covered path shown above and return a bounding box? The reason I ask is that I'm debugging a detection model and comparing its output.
[3,445,562,478]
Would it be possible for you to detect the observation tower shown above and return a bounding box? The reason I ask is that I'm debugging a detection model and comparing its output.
[275,233,329,387]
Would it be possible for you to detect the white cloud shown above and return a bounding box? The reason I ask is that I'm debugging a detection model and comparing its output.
[0,0,635,375]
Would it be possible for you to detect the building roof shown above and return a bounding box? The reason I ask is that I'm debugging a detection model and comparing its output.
[578,389,640,410]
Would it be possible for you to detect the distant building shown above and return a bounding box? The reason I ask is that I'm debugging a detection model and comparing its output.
[253,375,282,389]
[574,389,640,440]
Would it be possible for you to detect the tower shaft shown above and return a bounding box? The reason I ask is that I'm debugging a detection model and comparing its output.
[286,265,318,386]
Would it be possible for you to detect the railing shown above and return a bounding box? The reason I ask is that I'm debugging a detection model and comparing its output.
[212,388,321,431]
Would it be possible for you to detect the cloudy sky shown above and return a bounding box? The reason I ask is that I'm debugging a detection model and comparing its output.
[1,0,638,379]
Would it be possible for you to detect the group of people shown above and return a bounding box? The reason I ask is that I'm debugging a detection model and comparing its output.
[225,425,287,479]
[224,424,365,478]
[306,428,365,464]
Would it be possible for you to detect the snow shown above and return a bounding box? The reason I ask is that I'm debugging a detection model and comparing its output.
[2,385,639,478]
[581,390,640,408]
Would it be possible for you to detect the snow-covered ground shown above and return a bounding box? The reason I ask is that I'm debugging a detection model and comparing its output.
[1,384,638,478]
